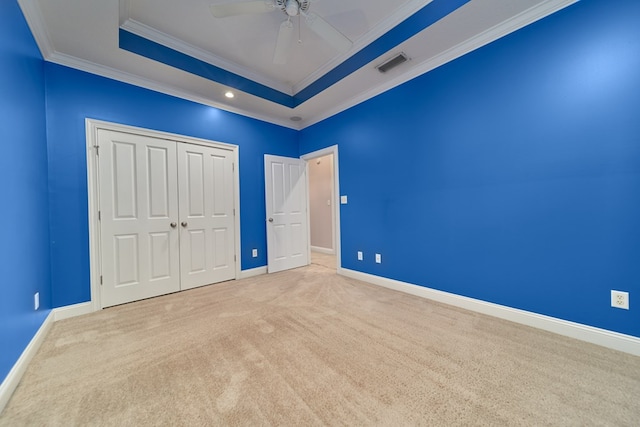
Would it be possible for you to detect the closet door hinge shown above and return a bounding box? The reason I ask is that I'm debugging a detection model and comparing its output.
[94,145,100,156]
[233,208,235,216]
[232,162,235,172]
[98,210,101,221]
[100,275,103,285]
[234,255,236,262]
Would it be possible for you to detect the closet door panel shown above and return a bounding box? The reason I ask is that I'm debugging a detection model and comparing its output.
[178,143,236,290]
[99,130,180,308]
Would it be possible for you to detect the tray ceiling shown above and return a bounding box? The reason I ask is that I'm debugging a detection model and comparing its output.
[19,0,577,129]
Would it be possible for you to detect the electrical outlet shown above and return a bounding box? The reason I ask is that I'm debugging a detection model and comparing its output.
[252,249,258,258]
[611,290,629,310]
[375,253,381,264]
[34,292,39,311]
[357,251,363,261]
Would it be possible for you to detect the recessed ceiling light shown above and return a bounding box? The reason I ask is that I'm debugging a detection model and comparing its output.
[290,116,302,122]
[225,91,235,99]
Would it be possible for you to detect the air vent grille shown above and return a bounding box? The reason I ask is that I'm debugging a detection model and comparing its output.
[376,53,409,73]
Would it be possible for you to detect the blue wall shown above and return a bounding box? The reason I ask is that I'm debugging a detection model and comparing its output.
[3,0,640,389]
[0,1,52,383]
[45,64,299,307]
[300,0,640,337]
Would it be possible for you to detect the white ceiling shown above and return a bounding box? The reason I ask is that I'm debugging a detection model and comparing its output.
[19,0,577,129]
[126,0,426,94]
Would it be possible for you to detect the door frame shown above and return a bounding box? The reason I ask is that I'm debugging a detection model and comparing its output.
[86,119,242,310]
[301,145,342,272]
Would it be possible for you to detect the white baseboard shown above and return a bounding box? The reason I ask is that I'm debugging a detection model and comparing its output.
[340,268,640,357]
[0,311,54,413]
[311,246,335,255]
[239,266,267,279]
[53,302,94,321]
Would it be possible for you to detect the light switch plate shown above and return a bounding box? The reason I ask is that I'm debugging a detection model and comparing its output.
[340,195,348,204]
[357,251,363,261]
[252,249,258,258]
[375,254,381,264]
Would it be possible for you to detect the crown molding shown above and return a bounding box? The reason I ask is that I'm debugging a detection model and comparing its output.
[119,0,130,26]
[46,51,300,130]
[123,0,435,97]
[301,0,579,129]
[17,0,578,132]
[121,19,294,95]
[17,0,55,58]
[292,0,433,94]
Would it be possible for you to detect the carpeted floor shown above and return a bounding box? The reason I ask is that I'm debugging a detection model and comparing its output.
[311,251,336,270]
[2,263,639,426]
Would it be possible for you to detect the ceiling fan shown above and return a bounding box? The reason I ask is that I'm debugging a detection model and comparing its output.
[210,0,353,64]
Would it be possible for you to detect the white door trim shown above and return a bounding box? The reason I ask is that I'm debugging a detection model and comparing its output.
[301,145,341,272]
[85,119,242,310]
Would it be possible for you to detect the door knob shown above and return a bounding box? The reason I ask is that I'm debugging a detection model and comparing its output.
[268,218,274,223]
[170,222,177,228]
[181,221,188,227]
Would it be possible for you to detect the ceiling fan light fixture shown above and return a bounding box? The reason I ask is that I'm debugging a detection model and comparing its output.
[212,0,350,64]
[285,0,299,16]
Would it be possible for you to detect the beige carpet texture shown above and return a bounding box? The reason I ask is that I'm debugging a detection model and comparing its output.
[2,261,639,426]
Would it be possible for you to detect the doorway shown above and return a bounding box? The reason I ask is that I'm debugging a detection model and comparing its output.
[301,145,341,272]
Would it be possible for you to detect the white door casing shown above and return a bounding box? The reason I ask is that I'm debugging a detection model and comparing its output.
[264,154,309,273]
[178,143,236,290]
[98,130,180,308]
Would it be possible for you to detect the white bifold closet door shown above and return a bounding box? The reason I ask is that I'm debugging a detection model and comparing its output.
[177,143,235,290]
[98,129,235,308]
[98,130,180,307]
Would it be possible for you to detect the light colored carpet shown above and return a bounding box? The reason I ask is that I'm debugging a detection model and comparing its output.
[2,264,639,426]
[311,251,336,270]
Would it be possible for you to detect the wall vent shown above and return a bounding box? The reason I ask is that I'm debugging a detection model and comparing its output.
[376,53,409,73]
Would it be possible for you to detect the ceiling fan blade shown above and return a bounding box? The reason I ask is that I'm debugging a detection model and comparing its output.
[273,20,294,65]
[210,1,275,18]
[304,12,352,53]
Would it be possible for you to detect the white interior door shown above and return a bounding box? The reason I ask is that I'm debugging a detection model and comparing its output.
[98,130,180,308]
[178,143,236,290]
[264,154,309,273]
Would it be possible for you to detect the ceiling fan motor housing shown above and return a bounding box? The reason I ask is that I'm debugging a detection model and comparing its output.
[276,0,310,16]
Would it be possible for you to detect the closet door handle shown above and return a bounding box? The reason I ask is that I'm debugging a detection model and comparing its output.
[170,222,177,228]
[181,221,188,227]
[268,218,274,223]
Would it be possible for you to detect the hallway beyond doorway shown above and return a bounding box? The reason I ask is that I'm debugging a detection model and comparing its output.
[311,251,336,270]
